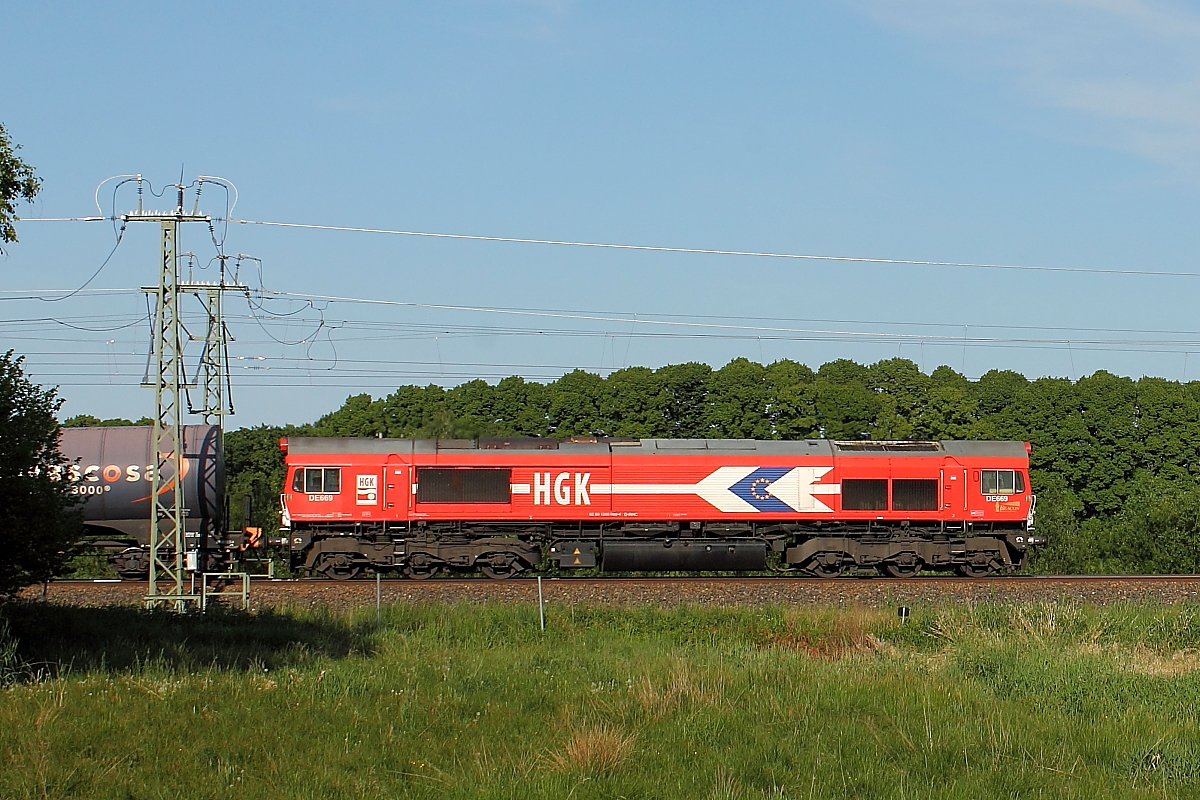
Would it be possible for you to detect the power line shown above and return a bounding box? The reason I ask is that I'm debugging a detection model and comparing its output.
[256,290,1200,346]
[14,298,1200,351]
[15,286,1200,339]
[21,215,1200,279]
[230,218,1200,278]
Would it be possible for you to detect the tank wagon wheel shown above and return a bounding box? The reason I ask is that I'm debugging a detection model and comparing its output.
[479,554,524,580]
[317,553,363,581]
[805,554,847,579]
[879,559,923,579]
[114,547,150,581]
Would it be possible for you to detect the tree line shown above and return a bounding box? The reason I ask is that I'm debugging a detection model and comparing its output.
[199,357,1200,575]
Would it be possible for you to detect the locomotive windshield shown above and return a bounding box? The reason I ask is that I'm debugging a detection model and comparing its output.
[293,467,342,494]
[981,469,1024,494]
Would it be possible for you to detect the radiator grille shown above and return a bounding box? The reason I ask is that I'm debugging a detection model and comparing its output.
[891,479,939,511]
[416,468,511,503]
[841,479,888,511]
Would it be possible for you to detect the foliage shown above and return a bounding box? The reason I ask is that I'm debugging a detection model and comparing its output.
[2,600,1200,798]
[224,424,313,534]
[0,352,80,594]
[0,123,41,253]
[61,414,154,427]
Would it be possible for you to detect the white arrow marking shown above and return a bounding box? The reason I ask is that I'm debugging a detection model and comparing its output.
[591,466,839,513]
[590,466,755,512]
[767,467,839,512]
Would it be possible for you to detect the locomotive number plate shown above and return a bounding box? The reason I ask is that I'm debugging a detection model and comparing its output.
[307,494,335,502]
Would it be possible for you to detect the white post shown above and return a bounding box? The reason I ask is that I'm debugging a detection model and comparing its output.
[537,575,545,631]
[376,571,382,626]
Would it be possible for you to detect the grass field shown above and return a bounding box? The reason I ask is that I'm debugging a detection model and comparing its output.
[2,599,1199,799]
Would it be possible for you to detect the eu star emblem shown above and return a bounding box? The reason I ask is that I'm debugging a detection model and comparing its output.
[728,468,794,512]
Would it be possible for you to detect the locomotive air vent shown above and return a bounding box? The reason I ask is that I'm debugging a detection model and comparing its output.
[478,437,559,450]
[833,441,941,452]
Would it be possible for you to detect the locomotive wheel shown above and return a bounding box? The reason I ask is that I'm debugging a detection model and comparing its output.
[404,553,441,580]
[317,553,362,581]
[879,559,923,579]
[805,554,847,579]
[324,563,362,581]
[956,561,996,578]
[479,555,523,580]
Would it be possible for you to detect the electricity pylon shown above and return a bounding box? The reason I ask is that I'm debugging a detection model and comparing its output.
[128,181,245,609]
[182,259,246,563]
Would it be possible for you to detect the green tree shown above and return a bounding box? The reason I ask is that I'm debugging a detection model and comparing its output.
[1107,478,1200,574]
[866,358,930,439]
[0,124,41,253]
[655,362,714,438]
[764,359,818,439]
[704,358,775,439]
[311,393,386,436]
[597,367,661,437]
[547,370,606,436]
[224,424,312,534]
[62,414,154,427]
[813,359,880,439]
[0,352,80,594]
[488,376,550,436]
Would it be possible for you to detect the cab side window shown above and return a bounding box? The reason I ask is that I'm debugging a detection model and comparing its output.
[293,467,342,494]
[981,469,1024,494]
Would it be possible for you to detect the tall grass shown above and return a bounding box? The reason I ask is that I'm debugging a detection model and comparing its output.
[1,600,1199,798]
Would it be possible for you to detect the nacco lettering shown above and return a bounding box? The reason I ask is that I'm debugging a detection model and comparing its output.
[532,472,591,505]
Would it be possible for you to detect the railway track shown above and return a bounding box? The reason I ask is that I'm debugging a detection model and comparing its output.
[22,574,1200,609]
[38,573,1200,585]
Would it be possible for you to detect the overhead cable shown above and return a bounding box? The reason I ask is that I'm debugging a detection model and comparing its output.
[20,214,1200,279]
[229,218,1200,278]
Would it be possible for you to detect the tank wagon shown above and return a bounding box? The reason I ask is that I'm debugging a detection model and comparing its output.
[59,425,228,578]
[280,436,1043,579]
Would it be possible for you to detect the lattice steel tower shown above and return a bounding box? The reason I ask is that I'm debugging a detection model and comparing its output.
[127,181,245,609]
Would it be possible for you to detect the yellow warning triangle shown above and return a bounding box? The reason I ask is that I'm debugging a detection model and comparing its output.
[572,557,581,565]
[572,548,581,555]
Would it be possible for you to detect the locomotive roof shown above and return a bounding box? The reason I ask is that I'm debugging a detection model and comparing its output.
[285,437,1027,457]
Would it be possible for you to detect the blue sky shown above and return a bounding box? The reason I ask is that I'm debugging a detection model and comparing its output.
[3,1,1200,426]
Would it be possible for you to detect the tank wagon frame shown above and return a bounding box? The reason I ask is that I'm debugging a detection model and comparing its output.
[281,436,1043,579]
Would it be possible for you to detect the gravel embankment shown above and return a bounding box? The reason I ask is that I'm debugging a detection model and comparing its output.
[20,576,1200,611]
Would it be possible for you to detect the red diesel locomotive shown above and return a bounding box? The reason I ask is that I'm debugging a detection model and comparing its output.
[279,436,1042,579]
